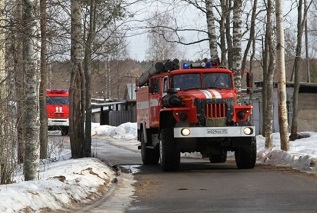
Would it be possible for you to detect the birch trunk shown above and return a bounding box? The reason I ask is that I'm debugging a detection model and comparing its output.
[23,0,40,181]
[205,0,218,59]
[276,0,289,151]
[70,0,85,158]
[232,0,242,99]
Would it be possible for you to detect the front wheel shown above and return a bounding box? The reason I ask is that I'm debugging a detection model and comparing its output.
[61,127,69,136]
[235,137,256,169]
[160,128,180,171]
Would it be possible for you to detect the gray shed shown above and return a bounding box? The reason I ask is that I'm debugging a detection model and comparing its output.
[252,82,317,135]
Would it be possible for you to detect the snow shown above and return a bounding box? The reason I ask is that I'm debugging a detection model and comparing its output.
[1,122,317,212]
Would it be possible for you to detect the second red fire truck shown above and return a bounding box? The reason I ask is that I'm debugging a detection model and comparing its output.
[46,89,69,136]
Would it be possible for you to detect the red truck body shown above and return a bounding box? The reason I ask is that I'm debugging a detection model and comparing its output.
[46,89,69,136]
[136,59,256,171]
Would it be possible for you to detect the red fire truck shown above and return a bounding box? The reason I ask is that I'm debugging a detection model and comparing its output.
[136,59,256,171]
[46,89,69,136]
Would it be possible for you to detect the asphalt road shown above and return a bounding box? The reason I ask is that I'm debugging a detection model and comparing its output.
[53,135,317,213]
[126,162,317,213]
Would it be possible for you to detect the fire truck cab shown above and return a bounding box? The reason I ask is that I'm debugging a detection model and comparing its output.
[136,59,256,171]
[46,89,69,136]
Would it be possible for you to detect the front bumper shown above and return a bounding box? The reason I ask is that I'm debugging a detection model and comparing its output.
[48,118,69,127]
[174,126,255,138]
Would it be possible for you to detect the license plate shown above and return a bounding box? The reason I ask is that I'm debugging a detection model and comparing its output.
[207,129,228,134]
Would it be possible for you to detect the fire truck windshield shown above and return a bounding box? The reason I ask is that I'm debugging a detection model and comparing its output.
[172,74,200,90]
[203,73,232,89]
[172,73,232,90]
[46,97,69,105]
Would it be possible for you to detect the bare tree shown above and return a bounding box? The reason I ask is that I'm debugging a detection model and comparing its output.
[289,0,303,141]
[264,0,275,148]
[15,0,25,164]
[241,0,258,72]
[289,0,313,140]
[39,0,48,159]
[205,0,218,59]
[23,0,40,180]
[0,0,8,183]
[83,0,96,157]
[146,11,179,61]
[70,0,85,158]
[276,0,289,151]
[232,0,242,96]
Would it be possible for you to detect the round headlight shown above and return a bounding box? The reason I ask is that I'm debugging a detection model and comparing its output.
[181,128,191,136]
[243,127,253,135]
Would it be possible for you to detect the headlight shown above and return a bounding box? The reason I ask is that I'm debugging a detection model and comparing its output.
[181,128,191,136]
[243,127,253,135]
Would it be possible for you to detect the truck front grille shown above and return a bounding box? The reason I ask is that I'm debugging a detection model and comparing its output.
[206,103,226,118]
[194,98,234,127]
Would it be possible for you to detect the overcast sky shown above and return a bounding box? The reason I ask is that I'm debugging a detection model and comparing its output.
[125,1,210,61]
[125,0,301,62]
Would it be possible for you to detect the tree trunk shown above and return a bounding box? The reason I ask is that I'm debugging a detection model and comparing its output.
[304,0,310,83]
[39,0,48,159]
[264,0,275,148]
[219,0,227,66]
[205,0,218,59]
[276,0,289,151]
[261,36,268,137]
[23,0,40,181]
[290,0,303,141]
[225,0,233,68]
[84,0,97,157]
[15,0,25,164]
[232,0,242,100]
[70,0,85,158]
[0,0,7,183]
[241,0,257,72]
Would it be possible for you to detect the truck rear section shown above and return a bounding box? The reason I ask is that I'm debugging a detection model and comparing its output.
[136,59,256,171]
[46,89,69,136]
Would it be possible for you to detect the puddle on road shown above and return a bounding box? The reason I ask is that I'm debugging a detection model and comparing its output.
[121,165,141,174]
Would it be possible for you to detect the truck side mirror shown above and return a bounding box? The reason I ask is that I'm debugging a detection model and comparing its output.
[167,88,179,94]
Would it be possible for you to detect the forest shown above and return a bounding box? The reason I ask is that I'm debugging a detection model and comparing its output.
[0,0,317,183]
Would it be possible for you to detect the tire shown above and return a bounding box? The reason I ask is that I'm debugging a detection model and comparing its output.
[235,137,256,169]
[141,130,159,165]
[61,127,69,136]
[209,150,227,163]
[160,128,180,171]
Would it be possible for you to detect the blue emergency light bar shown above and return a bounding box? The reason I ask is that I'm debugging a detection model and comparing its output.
[182,60,212,69]
[183,62,190,69]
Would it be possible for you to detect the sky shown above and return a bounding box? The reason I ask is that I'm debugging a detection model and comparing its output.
[126,1,210,61]
[1,123,317,212]
[125,1,301,62]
